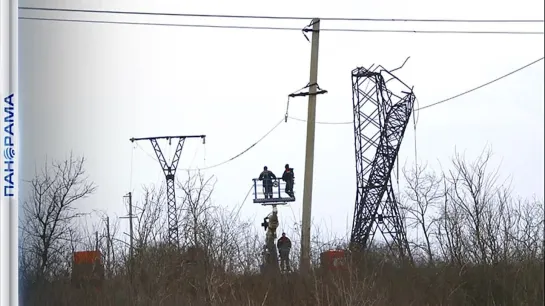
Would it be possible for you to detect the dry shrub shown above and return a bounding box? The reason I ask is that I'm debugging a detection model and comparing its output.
[20,247,544,306]
[20,150,544,305]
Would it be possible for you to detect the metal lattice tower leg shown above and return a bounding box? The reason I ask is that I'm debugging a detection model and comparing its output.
[130,135,206,247]
[150,138,185,246]
[165,178,178,244]
[350,66,414,260]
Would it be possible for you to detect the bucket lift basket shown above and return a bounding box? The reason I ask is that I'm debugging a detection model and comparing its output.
[252,178,295,205]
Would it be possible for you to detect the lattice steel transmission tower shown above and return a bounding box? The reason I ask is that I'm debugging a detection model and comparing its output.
[350,65,414,259]
[130,135,206,246]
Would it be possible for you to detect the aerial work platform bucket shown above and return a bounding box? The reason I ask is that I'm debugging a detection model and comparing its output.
[252,178,295,205]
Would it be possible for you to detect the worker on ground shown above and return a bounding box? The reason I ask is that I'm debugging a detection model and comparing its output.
[281,164,295,198]
[259,166,277,199]
[277,232,292,272]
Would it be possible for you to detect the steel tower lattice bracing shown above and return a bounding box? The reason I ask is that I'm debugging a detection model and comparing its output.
[350,66,414,259]
[130,135,206,247]
[150,138,185,246]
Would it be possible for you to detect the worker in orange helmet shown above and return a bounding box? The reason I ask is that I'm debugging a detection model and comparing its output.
[277,232,292,272]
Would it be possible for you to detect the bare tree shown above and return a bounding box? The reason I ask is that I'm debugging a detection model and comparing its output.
[89,211,122,278]
[134,184,167,249]
[177,171,216,248]
[446,148,502,264]
[401,162,443,264]
[425,147,545,267]
[506,197,545,261]
[72,211,121,278]
[176,171,264,273]
[204,205,261,273]
[18,146,545,305]
[433,173,467,265]
[20,153,97,281]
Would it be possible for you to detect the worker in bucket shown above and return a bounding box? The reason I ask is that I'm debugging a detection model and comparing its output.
[281,164,295,198]
[277,232,292,272]
[259,166,277,199]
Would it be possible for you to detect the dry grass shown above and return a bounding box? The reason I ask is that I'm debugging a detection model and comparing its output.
[21,249,544,306]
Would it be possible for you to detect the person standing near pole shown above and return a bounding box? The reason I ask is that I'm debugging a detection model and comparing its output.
[282,164,295,198]
[277,232,292,272]
[259,166,276,199]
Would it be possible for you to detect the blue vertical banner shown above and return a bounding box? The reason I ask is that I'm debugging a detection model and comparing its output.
[0,1,18,306]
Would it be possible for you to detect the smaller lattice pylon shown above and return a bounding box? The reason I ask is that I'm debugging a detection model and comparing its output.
[130,135,206,246]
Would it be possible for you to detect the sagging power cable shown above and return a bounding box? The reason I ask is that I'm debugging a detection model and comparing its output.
[289,56,545,124]
[181,117,285,171]
[19,16,544,35]
[19,6,545,23]
[134,118,285,172]
[233,184,254,219]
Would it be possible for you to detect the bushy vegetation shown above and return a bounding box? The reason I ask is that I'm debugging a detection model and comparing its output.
[19,149,544,305]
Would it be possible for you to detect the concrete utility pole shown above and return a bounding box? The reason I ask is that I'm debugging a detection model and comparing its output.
[128,192,134,261]
[300,18,321,274]
[106,216,111,277]
[121,192,135,263]
[95,231,99,252]
[120,192,135,302]
[120,190,136,296]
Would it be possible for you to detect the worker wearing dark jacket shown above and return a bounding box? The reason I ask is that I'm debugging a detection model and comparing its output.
[281,164,295,198]
[277,232,292,272]
[259,166,276,199]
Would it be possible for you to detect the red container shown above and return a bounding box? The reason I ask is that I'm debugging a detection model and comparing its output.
[73,251,102,265]
[72,250,104,289]
[320,249,347,270]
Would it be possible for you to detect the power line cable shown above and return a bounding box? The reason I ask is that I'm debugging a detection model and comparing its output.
[289,56,545,124]
[132,118,285,171]
[233,184,254,219]
[19,16,305,31]
[134,142,167,183]
[135,142,158,162]
[188,118,284,171]
[188,145,201,168]
[288,116,352,125]
[129,142,135,192]
[416,56,544,111]
[19,17,544,35]
[19,6,545,23]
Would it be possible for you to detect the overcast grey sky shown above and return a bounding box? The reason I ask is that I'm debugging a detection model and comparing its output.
[18,0,544,243]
